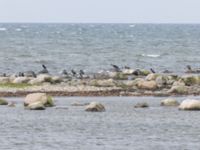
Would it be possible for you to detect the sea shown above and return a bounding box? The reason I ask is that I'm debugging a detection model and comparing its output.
[1,96,200,150]
[1,24,200,150]
[0,23,200,75]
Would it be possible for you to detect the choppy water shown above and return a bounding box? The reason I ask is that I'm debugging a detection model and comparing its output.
[0,23,200,74]
[1,96,200,150]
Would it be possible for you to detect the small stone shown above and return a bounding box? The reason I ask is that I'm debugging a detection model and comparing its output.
[134,102,149,108]
[160,98,179,106]
[85,102,105,112]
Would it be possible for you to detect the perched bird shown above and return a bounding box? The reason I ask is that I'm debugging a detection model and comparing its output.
[61,69,68,75]
[79,70,85,79]
[71,69,76,76]
[111,64,121,72]
[185,65,200,73]
[150,68,156,73]
[124,66,130,69]
[18,72,24,77]
[80,70,85,75]
[0,73,7,77]
[38,64,49,74]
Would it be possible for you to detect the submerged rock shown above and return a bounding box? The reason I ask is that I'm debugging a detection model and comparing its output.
[26,101,45,110]
[85,102,105,112]
[0,98,8,105]
[179,99,200,110]
[24,93,54,107]
[134,102,149,108]
[160,98,179,106]
[8,102,16,107]
[71,102,89,106]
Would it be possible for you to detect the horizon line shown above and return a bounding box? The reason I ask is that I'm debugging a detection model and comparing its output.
[0,22,200,25]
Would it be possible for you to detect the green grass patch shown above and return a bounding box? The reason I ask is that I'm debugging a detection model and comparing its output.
[0,83,33,89]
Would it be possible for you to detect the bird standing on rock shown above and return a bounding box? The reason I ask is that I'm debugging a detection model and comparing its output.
[111,64,121,72]
[71,69,76,76]
[38,64,49,74]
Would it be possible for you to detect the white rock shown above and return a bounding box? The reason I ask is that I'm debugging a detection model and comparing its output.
[160,98,179,106]
[24,93,54,107]
[179,99,200,110]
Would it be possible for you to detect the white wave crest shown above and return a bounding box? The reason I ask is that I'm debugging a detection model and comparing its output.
[15,28,22,31]
[0,28,7,31]
[129,24,135,28]
[141,54,160,58]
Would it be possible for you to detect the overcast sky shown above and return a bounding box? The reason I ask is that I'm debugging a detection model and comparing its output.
[0,0,200,23]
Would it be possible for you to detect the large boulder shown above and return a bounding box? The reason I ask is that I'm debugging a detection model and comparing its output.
[179,99,200,110]
[85,102,105,112]
[26,101,45,110]
[12,77,31,84]
[137,80,157,90]
[0,98,8,105]
[24,93,54,107]
[160,98,179,106]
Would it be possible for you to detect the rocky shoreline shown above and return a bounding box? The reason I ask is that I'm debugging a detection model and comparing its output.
[1,67,200,97]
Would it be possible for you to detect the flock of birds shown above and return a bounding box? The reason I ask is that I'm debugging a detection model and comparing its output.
[0,64,200,79]
[0,65,86,79]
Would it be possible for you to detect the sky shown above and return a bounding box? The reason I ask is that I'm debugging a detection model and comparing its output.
[0,0,200,23]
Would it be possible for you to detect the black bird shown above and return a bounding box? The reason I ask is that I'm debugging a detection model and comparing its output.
[71,69,76,76]
[61,69,68,75]
[38,64,49,74]
[111,64,121,72]
[80,70,85,75]
[18,72,24,77]
[150,68,156,73]
[124,66,130,69]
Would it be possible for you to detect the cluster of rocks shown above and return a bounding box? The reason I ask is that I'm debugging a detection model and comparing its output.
[1,66,200,96]
[135,98,200,111]
[2,93,200,111]
[0,92,106,112]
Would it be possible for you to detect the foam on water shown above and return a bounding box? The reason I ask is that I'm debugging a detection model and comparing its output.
[0,27,7,31]
[141,54,161,58]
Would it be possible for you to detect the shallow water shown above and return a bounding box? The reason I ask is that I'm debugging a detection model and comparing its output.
[1,96,200,150]
[1,24,200,74]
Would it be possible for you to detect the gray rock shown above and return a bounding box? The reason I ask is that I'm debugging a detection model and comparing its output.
[85,102,105,112]
[134,102,149,108]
